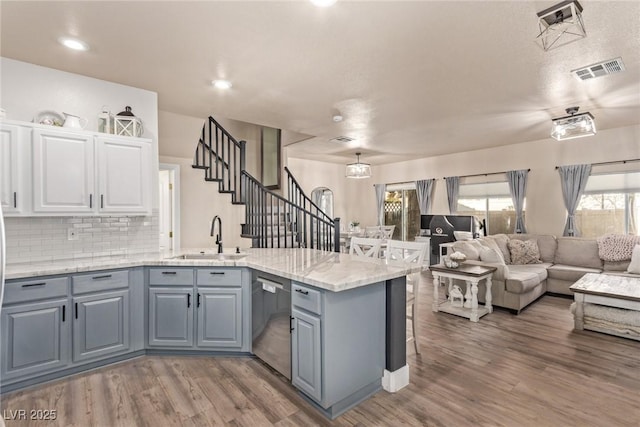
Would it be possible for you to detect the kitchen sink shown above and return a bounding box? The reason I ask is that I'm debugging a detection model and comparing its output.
[173,252,248,260]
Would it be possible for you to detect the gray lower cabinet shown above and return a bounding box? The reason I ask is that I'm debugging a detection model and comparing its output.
[148,287,194,347]
[291,307,322,402]
[1,298,70,381]
[73,290,130,362]
[196,287,242,348]
[289,281,385,418]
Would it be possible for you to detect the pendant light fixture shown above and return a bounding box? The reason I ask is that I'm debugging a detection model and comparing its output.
[551,106,596,141]
[535,0,586,51]
[345,152,371,179]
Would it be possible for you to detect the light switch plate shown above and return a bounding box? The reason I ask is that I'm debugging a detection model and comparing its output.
[67,228,79,241]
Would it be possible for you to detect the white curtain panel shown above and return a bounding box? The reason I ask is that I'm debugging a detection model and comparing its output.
[507,169,528,234]
[445,177,460,214]
[416,179,435,215]
[374,184,386,226]
[558,164,591,236]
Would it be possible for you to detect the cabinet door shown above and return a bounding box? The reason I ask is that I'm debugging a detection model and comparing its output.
[73,290,130,363]
[197,288,242,349]
[97,136,151,214]
[148,288,193,347]
[1,299,70,381]
[32,128,95,213]
[291,308,322,402]
[0,124,23,213]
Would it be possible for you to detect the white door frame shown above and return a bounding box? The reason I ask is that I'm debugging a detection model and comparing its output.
[159,163,181,254]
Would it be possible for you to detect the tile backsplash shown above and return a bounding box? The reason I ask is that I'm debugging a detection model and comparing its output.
[5,213,160,265]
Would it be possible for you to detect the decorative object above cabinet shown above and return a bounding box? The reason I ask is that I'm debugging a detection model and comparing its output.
[0,119,152,217]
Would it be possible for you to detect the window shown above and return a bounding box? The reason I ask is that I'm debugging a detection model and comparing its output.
[384,183,420,241]
[457,180,521,235]
[575,171,640,237]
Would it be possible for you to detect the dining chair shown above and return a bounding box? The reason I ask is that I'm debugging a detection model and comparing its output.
[385,239,428,354]
[349,237,383,258]
[364,226,383,239]
[381,225,395,240]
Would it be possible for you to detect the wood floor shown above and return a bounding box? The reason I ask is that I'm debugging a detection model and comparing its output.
[3,272,640,427]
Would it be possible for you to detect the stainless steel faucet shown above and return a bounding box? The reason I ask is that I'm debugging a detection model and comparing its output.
[210,215,223,253]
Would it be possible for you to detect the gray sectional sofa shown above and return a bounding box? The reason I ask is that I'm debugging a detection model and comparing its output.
[449,233,639,314]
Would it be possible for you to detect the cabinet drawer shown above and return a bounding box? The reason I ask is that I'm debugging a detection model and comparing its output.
[292,283,322,315]
[196,268,242,287]
[149,268,194,285]
[72,270,129,295]
[4,277,69,305]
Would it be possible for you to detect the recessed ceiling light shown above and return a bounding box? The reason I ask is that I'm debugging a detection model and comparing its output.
[212,80,232,89]
[310,0,337,7]
[58,37,89,51]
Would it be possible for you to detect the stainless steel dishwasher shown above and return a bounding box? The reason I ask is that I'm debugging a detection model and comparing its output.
[251,271,292,379]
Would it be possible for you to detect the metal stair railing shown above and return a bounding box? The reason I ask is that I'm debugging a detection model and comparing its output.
[193,116,246,205]
[285,166,334,223]
[192,116,340,252]
[241,171,340,251]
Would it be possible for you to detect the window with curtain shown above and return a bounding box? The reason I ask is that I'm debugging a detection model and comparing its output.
[457,180,524,235]
[575,171,640,237]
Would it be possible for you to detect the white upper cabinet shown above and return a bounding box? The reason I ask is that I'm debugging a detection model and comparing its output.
[0,123,26,214]
[11,121,155,216]
[32,128,96,214]
[97,136,151,214]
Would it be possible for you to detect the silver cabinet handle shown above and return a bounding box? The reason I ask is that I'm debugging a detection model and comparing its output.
[22,282,46,288]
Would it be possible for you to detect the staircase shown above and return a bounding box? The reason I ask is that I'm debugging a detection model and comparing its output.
[192,116,340,252]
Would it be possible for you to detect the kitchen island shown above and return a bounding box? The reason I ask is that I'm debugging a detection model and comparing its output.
[4,248,421,419]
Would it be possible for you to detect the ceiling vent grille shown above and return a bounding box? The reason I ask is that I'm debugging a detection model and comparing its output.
[329,136,355,143]
[571,57,625,81]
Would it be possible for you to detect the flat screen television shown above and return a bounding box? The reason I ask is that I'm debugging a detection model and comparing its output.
[420,214,483,237]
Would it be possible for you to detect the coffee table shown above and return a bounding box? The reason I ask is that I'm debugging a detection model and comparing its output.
[430,264,497,322]
[570,273,640,341]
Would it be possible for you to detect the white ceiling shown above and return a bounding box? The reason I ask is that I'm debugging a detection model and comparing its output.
[1,1,639,165]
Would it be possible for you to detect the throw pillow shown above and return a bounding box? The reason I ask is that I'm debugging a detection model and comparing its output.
[452,241,481,261]
[627,245,640,274]
[486,234,511,264]
[508,239,542,265]
[478,238,506,264]
[479,247,505,264]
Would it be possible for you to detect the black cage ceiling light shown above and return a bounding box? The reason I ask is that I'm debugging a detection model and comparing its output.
[536,0,586,51]
[345,152,371,179]
[551,107,596,141]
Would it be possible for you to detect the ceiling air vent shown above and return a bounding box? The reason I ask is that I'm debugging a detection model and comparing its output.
[329,136,355,143]
[571,57,625,81]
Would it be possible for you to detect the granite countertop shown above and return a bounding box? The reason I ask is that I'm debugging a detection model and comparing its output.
[5,248,423,292]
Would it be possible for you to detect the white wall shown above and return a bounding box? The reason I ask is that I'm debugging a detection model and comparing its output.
[158,110,263,249]
[287,124,640,236]
[285,155,374,230]
[1,57,160,263]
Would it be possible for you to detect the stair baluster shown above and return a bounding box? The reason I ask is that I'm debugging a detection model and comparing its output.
[193,116,340,252]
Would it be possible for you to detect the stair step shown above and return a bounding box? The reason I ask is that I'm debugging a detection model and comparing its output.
[192,165,209,170]
[205,178,222,182]
[220,190,235,194]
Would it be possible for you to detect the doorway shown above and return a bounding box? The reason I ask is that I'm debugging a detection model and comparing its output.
[384,185,419,241]
[159,163,180,255]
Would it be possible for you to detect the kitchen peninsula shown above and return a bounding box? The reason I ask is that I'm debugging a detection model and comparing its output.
[3,248,421,419]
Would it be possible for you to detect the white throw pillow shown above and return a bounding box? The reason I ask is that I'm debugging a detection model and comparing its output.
[479,247,505,264]
[627,245,640,274]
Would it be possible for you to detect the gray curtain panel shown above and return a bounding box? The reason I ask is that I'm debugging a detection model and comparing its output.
[445,177,460,214]
[558,164,591,236]
[507,169,528,234]
[415,179,435,215]
[374,184,386,226]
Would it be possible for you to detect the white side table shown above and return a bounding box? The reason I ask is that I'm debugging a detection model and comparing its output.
[430,264,497,322]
